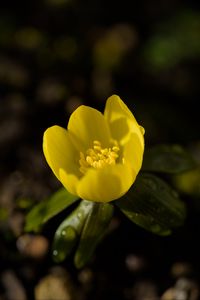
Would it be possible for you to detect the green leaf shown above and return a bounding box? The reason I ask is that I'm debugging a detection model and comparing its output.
[115,173,186,236]
[74,202,114,269]
[172,166,200,198]
[142,144,196,174]
[25,188,79,232]
[0,207,8,221]
[52,226,77,263]
[52,200,94,263]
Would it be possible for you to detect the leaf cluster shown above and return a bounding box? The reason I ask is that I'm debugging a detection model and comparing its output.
[25,144,196,268]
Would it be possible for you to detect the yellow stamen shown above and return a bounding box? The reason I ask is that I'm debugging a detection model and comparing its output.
[79,140,121,174]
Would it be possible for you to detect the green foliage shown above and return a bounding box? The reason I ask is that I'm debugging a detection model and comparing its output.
[143,10,200,71]
[116,173,186,235]
[51,200,113,267]
[0,207,8,221]
[25,188,79,232]
[172,166,200,198]
[25,144,190,267]
[52,200,93,263]
[142,144,196,174]
[74,202,113,268]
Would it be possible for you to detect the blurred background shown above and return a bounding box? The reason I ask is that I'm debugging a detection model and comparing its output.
[0,0,200,299]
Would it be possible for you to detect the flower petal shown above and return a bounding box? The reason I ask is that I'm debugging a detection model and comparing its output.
[68,105,111,149]
[104,95,144,146]
[77,164,135,202]
[123,133,144,175]
[43,125,80,180]
[59,169,79,195]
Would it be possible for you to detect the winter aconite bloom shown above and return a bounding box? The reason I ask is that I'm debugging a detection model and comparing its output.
[43,95,145,202]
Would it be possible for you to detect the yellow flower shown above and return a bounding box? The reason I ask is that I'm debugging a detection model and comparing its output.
[43,95,145,202]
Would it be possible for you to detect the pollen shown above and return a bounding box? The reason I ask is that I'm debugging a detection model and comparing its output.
[79,140,120,174]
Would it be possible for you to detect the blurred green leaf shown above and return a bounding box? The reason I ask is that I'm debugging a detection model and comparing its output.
[52,200,94,263]
[16,198,35,210]
[143,11,200,71]
[74,202,114,269]
[172,166,200,198]
[142,144,196,174]
[0,207,8,221]
[25,188,79,232]
[115,173,186,236]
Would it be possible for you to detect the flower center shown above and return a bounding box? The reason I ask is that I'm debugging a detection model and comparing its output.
[79,140,120,174]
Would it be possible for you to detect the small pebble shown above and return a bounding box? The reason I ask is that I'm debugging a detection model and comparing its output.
[17,234,49,258]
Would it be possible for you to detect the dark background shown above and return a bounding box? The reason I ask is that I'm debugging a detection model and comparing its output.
[0,0,200,299]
